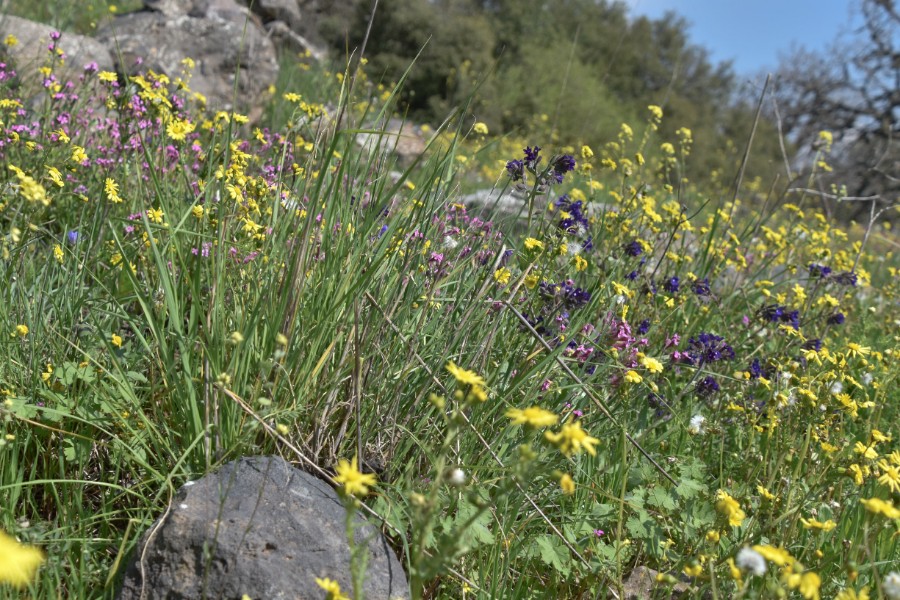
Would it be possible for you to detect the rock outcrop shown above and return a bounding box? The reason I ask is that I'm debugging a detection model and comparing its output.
[117,455,409,600]
[96,0,279,120]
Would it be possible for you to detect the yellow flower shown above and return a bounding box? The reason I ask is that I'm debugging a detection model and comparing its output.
[98,71,117,82]
[835,586,870,600]
[715,490,745,527]
[493,267,511,285]
[559,473,575,494]
[640,356,663,374]
[147,207,164,224]
[105,178,122,203]
[446,361,486,388]
[506,406,559,428]
[752,544,794,567]
[53,244,64,263]
[4,34,18,47]
[334,455,377,497]
[544,421,599,457]
[192,205,204,219]
[859,497,900,519]
[523,237,544,252]
[111,333,123,348]
[473,122,488,135]
[623,370,643,384]
[800,517,837,532]
[853,441,878,460]
[0,529,45,588]
[757,485,777,501]
[166,118,195,141]
[784,570,821,600]
[315,577,350,600]
[877,462,900,494]
[846,343,871,358]
[13,324,28,338]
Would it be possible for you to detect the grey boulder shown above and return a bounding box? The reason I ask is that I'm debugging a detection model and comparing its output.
[96,0,278,120]
[117,455,409,600]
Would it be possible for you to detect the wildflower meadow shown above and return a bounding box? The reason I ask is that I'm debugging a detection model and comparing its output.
[1,13,900,600]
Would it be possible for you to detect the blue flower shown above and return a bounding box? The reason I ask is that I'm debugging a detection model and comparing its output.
[505,159,524,181]
[663,276,680,293]
[827,312,845,325]
[691,277,711,296]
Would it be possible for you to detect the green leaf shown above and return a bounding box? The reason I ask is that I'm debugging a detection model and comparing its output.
[675,477,707,500]
[647,486,677,511]
[534,535,569,575]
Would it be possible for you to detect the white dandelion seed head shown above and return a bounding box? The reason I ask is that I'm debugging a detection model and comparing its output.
[688,414,706,435]
[884,571,900,600]
[861,373,873,386]
[442,236,458,250]
[449,468,466,486]
[735,547,767,577]
[831,381,844,395]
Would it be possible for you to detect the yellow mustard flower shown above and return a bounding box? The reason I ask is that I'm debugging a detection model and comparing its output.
[752,544,794,567]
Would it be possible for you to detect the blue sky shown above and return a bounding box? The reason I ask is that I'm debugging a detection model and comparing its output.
[622,0,859,75]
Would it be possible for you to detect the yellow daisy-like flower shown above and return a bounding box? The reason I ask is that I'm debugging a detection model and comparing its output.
[147,207,165,224]
[493,267,511,285]
[166,117,195,141]
[859,497,900,519]
[446,361,485,388]
[98,71,117,83]
[784,570,821,600]
[877,462,900,494]
[752,544,794,567]
[715,490,746,527]
[800,517,837,532]
[524,237,544,252]
[315,577,350,600]
[544,421,599,457]
[0,529,45,588]
[845,343,871,358]
[506,406,559,428]
[334,455,377,497]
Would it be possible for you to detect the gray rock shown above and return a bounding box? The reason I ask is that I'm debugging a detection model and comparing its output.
[96,0,278,120]
[622,566,691,600]
[0,14,114,80]
[117,455,409,600]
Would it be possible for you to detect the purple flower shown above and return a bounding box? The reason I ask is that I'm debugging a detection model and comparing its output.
[684,332,735,366]
[695,375,720,397]
[523,146,541,168]
[638,319,651,335]
[833,271,858,286]
[551,154,576,182]
[663,276,680,293]
[808,263,832,278]
[624,240,643,257]
[505,159,524,181]
[827,312,845,325]
[691,277,711,296]
[66,230,79,244]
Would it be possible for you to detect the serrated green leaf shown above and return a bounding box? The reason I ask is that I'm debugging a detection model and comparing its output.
[647,486,678,511]
[626,515,651,538]
[534,535,569,575]
[675,477,707,500]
